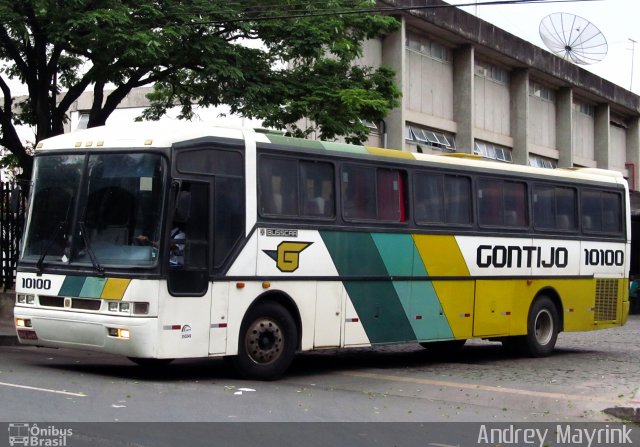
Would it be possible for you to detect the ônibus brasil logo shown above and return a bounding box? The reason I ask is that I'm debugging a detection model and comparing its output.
[8,423,72,446]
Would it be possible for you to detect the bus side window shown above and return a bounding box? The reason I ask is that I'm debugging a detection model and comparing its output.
[300,160,335,218]
[377,168,405,221]
[414,173,444,224]
[342,165,376,220]
[259,157,298,216]
[478,179,502,226]
[583,189,623,234]
[445,175,471,224]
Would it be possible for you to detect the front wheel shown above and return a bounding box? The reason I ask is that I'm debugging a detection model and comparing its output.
[229,301,297,380]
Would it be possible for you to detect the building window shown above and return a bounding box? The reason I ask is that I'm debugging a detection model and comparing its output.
[77,112,90,130]
[405,32,450,62]
[474,60,509,84]
[529,155,557,169]
[406,124,456,152]
[573,100,595,117]
[474,141,512,162]
[529,82,556,102]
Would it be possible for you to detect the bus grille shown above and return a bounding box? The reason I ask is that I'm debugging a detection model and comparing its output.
[39,295,101,311]
[594,279,618,322]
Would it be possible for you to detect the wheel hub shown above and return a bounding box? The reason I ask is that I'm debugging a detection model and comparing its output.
[246,318,283,365]
[534,309,553,346]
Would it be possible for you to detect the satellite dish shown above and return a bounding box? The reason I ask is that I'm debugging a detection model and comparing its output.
[539,12,608,65]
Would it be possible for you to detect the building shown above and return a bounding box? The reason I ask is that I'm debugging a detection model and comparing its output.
[66,0,640,196]
[354,0,640,195]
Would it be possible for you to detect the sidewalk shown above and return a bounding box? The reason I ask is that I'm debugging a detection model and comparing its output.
[0,290,17,346]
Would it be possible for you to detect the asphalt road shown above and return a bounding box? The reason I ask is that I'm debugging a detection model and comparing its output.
[1,316,640,446]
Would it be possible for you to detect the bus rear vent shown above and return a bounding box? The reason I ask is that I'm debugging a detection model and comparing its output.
[594,279,618,322]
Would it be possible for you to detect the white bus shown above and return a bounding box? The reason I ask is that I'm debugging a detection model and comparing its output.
[14,123,630,379]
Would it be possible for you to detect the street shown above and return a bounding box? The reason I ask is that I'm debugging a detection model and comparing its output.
[1,317,639,425]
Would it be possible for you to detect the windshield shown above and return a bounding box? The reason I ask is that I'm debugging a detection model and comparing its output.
[22,152,166,269]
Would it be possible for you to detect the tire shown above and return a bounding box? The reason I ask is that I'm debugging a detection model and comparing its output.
[419,339,466,354]
[128,357,174,367]
[229,301,297,380]
[521,296,559,357]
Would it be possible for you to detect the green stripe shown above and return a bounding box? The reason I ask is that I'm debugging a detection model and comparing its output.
[79,277,107,298]
[372,234,454,341]
[265,134,368,155]
[320,231,415,343]
[265,135,325,150]
[59,276,86,297]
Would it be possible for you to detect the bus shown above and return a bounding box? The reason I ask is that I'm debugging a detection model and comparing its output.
[13,122,630,379]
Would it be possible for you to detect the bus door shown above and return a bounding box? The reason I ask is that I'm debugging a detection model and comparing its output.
[168,144,245,356]
[159,179,211,358]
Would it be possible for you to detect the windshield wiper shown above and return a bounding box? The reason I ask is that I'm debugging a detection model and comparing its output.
[79,221,104,276]
[36,221,65,273]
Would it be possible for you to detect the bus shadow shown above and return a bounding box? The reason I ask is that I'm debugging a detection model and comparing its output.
[35,342,597,382]
[286,343,595,378]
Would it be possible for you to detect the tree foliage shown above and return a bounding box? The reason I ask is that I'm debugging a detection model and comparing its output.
[0,0,401,178]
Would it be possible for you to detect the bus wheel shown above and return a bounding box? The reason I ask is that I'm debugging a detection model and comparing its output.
[522,296,559,357]
[230,301,297,380]
[419,339,466,353]
[128,357,174,367]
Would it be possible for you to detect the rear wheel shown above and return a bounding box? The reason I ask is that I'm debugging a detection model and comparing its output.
[229,301,297,380]
[502,296,559,357]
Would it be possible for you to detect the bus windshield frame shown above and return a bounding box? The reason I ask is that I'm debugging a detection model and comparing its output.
[21,151,168,272]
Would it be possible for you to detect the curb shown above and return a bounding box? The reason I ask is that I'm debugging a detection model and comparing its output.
[0,334,18,346]
[604,407,640,423]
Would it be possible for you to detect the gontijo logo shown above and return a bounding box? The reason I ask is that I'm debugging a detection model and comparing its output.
[263,241,313,272]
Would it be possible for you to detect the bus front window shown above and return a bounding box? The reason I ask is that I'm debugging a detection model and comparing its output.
[22,155,84,263]
[22,152,166,269]
[78,153,165,268]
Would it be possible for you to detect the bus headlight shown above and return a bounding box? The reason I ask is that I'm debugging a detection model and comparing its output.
[16,294,35,304]
[15,318,32,328]
[106,301,148,315]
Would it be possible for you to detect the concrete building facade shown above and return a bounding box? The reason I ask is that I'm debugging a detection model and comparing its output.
[356,0,640,193]
[64,0,640,194]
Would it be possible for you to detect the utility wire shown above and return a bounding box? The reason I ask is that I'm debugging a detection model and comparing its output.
[173,0,602,26]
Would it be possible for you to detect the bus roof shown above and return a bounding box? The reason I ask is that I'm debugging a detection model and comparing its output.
[36,122,625,187]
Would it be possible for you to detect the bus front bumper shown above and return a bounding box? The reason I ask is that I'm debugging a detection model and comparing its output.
[13,306,162,358]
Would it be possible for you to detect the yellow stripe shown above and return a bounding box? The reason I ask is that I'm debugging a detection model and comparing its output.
[365,146,416,160]
[413,234,469,276]
[413,235,473,338]
[100,278,131,300]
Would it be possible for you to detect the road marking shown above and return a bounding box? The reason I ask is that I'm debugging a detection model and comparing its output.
[338,371,622,404]
[0,381,87,397]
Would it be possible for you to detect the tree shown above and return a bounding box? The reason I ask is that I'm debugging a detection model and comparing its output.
[0,0,401,179]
